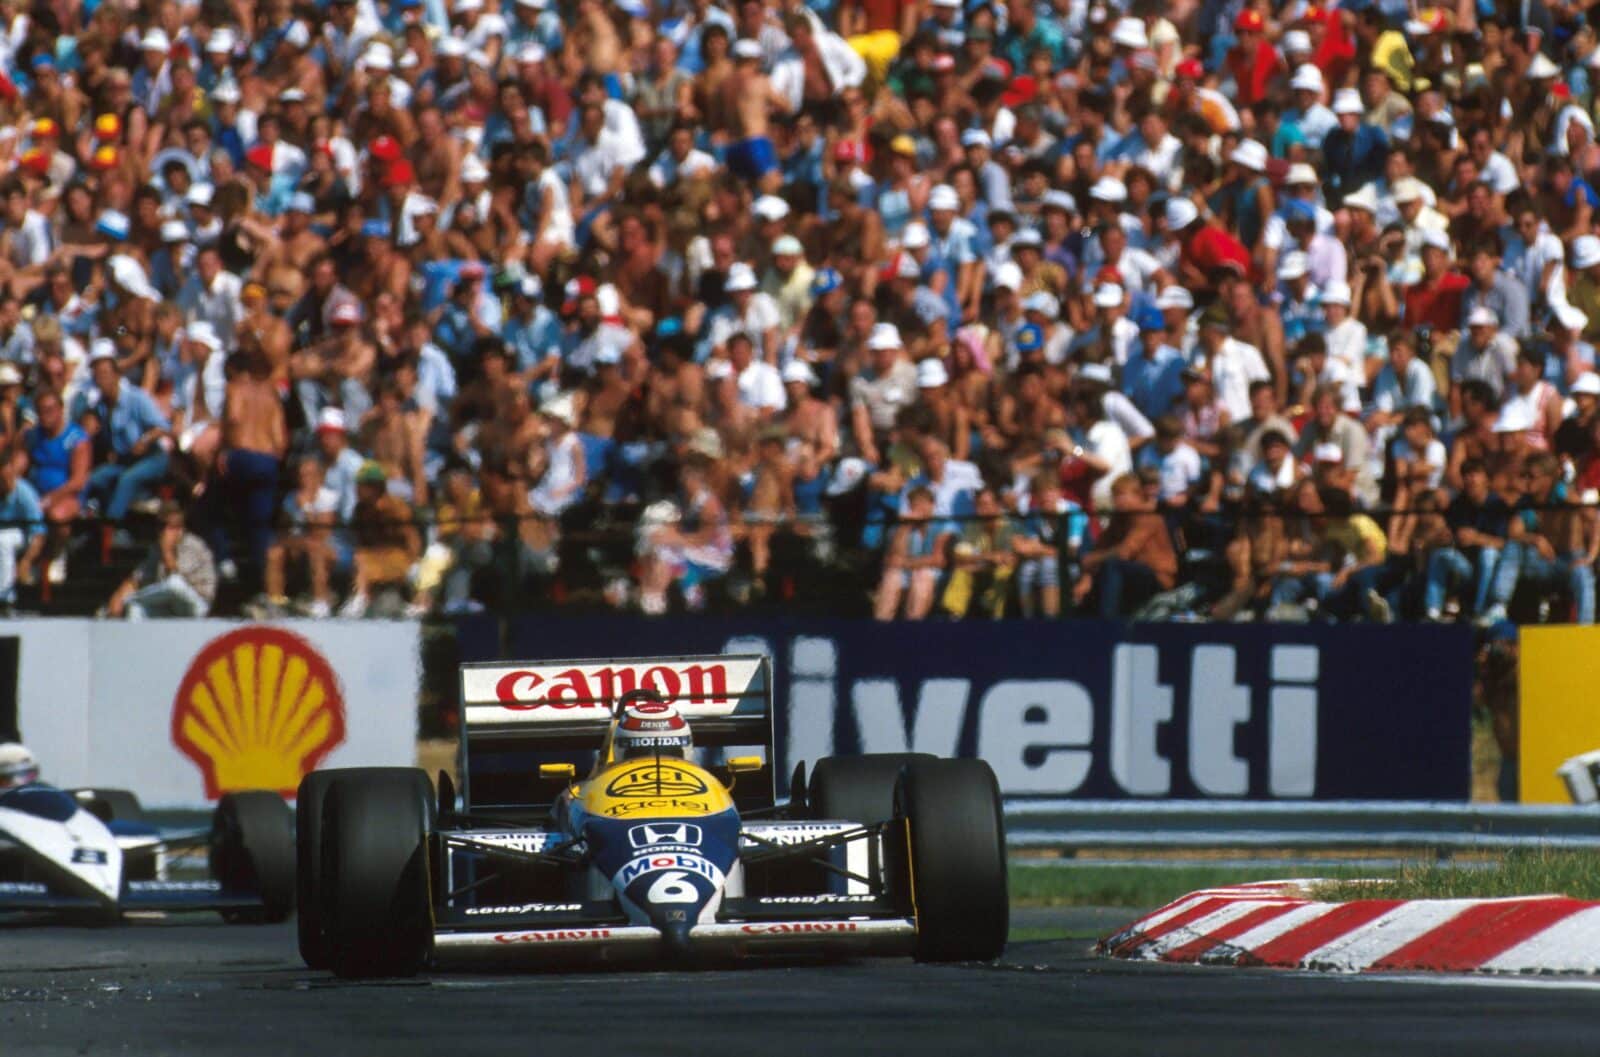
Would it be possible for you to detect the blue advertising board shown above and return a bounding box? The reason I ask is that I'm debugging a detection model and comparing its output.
[459,618,1473,801]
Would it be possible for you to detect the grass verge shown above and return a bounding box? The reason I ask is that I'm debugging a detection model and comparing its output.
[1312,848,1600,902]
[1009,863,1368,909]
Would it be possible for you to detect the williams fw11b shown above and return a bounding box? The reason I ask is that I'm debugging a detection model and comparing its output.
[298,654,1009,977]
[0,746,295,923]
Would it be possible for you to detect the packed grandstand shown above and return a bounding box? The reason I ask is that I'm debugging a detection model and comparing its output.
[0,0,1589,623]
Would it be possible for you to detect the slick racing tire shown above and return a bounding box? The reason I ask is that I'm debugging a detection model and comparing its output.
[896,758,1008,963]
[319,768,435,979]
[807,754,934,826]
[210,791,296,924]
[69,788,146,824]
[296,768,407,970]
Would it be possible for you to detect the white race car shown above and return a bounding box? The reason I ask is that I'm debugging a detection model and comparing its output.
[0,782,294,923]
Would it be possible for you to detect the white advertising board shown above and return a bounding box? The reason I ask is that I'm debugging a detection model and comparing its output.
[12,620,418,808]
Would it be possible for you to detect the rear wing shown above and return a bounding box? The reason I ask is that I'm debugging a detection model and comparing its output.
[457,654,774,813]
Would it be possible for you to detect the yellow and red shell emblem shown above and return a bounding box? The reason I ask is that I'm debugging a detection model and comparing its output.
[170,627,346,798]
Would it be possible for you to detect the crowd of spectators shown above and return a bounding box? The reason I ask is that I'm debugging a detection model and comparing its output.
[0,0,1596,623]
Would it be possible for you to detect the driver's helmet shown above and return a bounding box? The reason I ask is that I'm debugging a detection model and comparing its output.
[0,742,38,789]
[613,690,693,760]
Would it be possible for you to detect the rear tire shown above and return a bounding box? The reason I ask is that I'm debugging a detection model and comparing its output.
[896,758,1008,962]
[807,754,933,825]
[210,791,296,924]
[319,768,435,979]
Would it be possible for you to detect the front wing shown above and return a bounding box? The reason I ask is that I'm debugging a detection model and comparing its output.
[431,819,918,964]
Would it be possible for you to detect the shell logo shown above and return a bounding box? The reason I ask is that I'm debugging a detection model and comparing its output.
[170,627,347,798]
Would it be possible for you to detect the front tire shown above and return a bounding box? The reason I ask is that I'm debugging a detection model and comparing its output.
[210,791,296,924]
[319,768,435,979]
[296,768,406,969]
[807,753,933,825]
[896,758,1008,962]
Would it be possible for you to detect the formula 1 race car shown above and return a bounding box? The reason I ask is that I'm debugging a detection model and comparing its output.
[298,654,1008,978]
[0,783,295,923]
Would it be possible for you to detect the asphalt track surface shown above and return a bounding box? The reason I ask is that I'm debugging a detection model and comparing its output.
[5,907,1600,1056]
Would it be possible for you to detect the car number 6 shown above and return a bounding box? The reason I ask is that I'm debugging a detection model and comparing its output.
[647,870,698,903]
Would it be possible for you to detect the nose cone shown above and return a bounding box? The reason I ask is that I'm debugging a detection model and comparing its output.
[582,809,742,957]
[614,846,728,938]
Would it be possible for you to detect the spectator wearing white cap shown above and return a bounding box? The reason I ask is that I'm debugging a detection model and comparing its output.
[1555,371,1600,465]
[1275,251,1325,347]
[1402,227,1469,337]
[1323,89,1389,204]
[1451,305,1518,409]
[133,28,173,116]
[1215,139,1273,249]
[1567,235,1600,346]
[452,0,507,66]
[925,183,983,323]
[1067,283,1138,368]
[1262,166,1346,289]
[1062,365,1135,511]
[762,234,815,333]
[1318,281,1369,399]
[780,360,838,463]
[169,323,227,456]
[1388,176,1443,253]
[1283,64,1337,151]
[850,323,917,465]
[701,262,781,363]
[1544,304,1596,392]
[960,128,1012,209]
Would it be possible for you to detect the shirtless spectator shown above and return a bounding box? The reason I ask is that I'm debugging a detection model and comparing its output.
[723,40,788,193]
[359,377,428,503]
[213,351,287,577]
[781,361,838,462]
[644,329,706,437]
[293,300,376,424]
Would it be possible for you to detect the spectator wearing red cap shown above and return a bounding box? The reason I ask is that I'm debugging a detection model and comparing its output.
[1226,9,1285,108]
